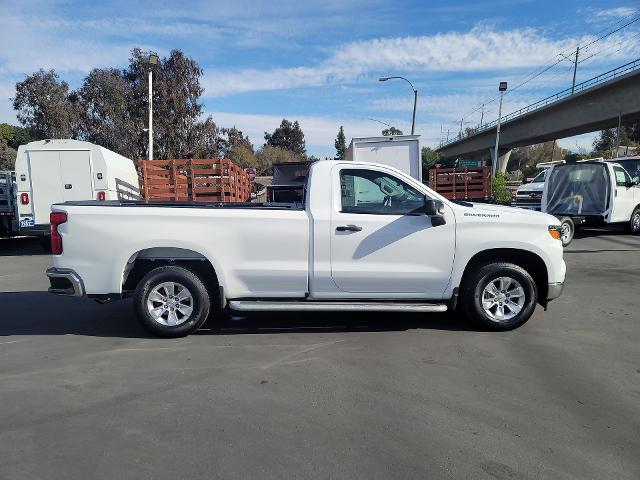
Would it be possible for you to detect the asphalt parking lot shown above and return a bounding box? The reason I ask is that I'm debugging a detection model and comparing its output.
[1,231,639,480]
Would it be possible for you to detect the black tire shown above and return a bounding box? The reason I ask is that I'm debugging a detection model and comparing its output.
[461,262,538,331]
[558,216,574,247]
[625,207,640,235]
[134,266,210,338]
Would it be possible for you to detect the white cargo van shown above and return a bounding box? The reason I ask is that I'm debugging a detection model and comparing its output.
[345,135,422,181]
[15,140,139,237]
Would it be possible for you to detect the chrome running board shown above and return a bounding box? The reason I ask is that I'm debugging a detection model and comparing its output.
[229,301,448,313]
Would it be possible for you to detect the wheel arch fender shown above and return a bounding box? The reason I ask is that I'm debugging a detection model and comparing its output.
[116,242,227,298]
[456,247,549,302]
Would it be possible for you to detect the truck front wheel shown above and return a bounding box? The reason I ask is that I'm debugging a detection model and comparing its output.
[134,266,211,338]
[461,263,537,331]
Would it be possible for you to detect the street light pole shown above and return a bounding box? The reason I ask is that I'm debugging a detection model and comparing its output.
[411,89,418,135]
[147,52,159,161]
[148,69,153,161]
[378,76,418,135]
[493,81,508,177]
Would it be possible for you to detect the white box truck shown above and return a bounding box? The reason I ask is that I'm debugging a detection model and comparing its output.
[345,135,422,181]
[15,139,139,237]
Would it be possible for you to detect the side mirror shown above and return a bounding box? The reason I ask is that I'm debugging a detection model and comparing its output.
[424,199,446,226]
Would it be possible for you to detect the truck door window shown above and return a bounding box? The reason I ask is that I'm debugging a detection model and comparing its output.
[340,169,425,215]
[614,167,630,186]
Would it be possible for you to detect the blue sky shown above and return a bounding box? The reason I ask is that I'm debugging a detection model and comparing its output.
[1,0,639,157]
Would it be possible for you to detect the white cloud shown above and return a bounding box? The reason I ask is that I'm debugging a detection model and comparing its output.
[595,7,638,18]
[202,26,640,97]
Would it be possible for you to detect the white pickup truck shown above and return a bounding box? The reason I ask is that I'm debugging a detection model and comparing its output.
[46,160,566,337]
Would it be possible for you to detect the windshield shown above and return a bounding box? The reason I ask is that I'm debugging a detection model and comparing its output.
[531,170,547,183]
[614,159,640,179]
[545,164,609,215]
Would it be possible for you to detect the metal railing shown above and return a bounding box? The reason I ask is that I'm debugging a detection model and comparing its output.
[440,58,640,147]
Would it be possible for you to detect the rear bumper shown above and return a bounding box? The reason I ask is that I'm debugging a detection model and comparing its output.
[20,223,51,237]
[546,282,564,300]
[46,267,85,297]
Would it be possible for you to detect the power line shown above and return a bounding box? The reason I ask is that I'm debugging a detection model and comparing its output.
[455,13,640,129]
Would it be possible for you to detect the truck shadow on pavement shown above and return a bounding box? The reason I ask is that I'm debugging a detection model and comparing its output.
[0,237,48,256]
[0,291,477,338]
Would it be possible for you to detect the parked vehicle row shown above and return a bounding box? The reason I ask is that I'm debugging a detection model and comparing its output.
[47,160,566,337]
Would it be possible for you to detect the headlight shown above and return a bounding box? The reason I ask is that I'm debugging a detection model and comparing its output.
[548,225,562,240]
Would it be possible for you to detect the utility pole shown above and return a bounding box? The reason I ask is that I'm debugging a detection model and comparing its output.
[459,118,463,137]
[571,46,579,95]
[480,104,484,128]
[615,111,622,158]
[493,82,508,177]
[446,128,450,142]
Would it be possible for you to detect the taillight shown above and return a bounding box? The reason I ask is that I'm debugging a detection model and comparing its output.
[20,192,29,205]
[97,191,105,201]
[50,211,67,255]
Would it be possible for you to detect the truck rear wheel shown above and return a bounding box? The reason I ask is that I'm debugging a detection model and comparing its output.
[134,266,210,338]
[461,262,537,331]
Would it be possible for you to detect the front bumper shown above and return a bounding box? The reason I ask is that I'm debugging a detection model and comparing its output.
[46,267,85,297]
[546,282,564,300]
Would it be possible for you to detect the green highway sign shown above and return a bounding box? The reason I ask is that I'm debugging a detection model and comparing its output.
[459,159,480,167]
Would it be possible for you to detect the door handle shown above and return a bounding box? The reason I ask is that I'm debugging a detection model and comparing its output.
[336,225,362,232]
[64,184,72,189]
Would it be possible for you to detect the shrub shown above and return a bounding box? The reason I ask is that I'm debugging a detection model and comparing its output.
[492,172,513,205]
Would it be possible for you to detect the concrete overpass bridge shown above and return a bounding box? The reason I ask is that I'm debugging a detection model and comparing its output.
[436,59,640,171]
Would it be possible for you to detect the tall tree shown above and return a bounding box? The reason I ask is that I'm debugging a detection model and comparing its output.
[255,145,299,175]
[124,48,207,159]
[0,123,35,170]
[78,68,139,159]
[264,119,306,156]
[421,147,441,171]
[13,69,80,139]
[334,126,346,159]
[220,127,257,169]
[0,139,16,170]
[592,128,617,157]
[14,49,222,161]
[382,126,403,136]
